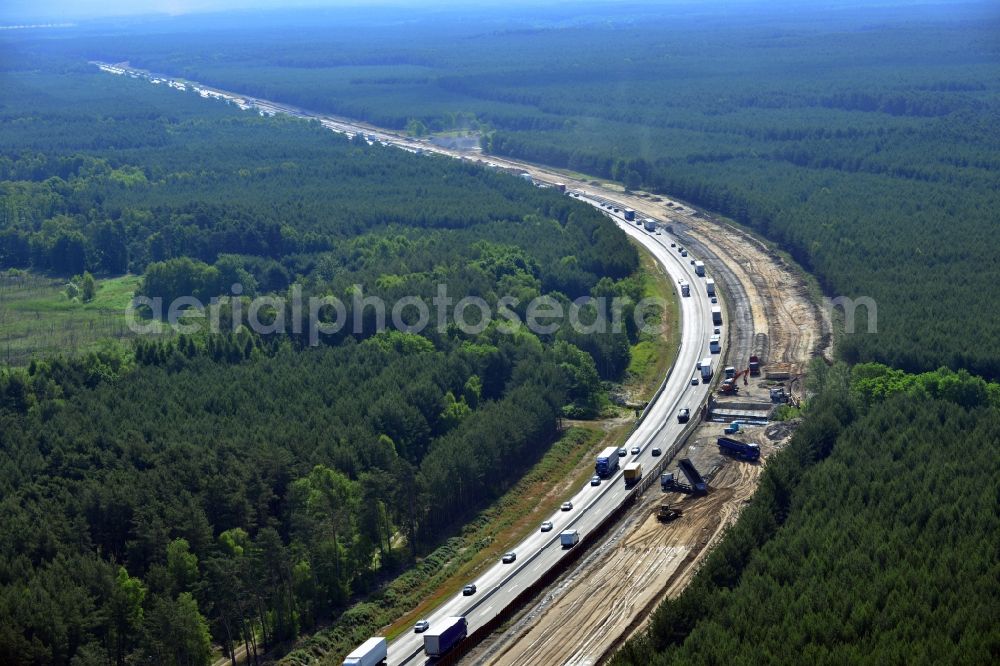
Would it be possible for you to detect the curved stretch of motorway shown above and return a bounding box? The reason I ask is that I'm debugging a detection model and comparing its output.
[90,62,720,666]
[388,203,716,665]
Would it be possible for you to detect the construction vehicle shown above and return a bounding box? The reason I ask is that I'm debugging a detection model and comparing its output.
[749,355,761,376]
[423,617,467,658]
[656,504,683,522]
[624,462,643,486]
[660,459,708,495]
[595,446,621,477]
[560,529,580,548]
[343,637,387,666]
[770,386,788,403]
[717,437,760,461]
[724,421,741,435]
[719,366,750,395]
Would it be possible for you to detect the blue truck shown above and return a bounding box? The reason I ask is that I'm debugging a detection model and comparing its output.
[717,437,760,462]
[595,446,621,477]
[423,616,467,658]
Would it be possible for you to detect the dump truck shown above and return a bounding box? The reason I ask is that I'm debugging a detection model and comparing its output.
[694,261,705,276]
[624,208,636,221]
[749,355,761,376]
[700,357,713,382]
[717,437,760,461]
[678,458,708,494]
[624,462,643,486]
[711,306,722,326]
[423,616,467,658]
[595,446,621,478]
[343,637,387,666]
[706,278,716,296]
[560,529,580,548]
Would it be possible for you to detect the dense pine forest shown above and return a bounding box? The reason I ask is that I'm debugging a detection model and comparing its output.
[613,362,1000,664]
[47,1,1000,377]
[2,2,999,665]
[0,56,645,664]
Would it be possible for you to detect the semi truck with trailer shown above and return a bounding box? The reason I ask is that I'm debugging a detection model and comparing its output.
[423,616,468,658]
[694,261,705,276]
[717,437,761,461]
[700,357,714,382]
[560,530,580,548]
[711,306,723,326]
[343,637,387,666]
[595,446,622,477]
[623,462,643,486]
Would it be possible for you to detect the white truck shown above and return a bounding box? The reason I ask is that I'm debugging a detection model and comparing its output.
[423,616,468,657]
[709,335,721,354]
[700,357,713,382]
[343,637,386,666]
[694,261,705,276]
[706,278,716,296]
[711,306,722,326]
[560,529,580,548]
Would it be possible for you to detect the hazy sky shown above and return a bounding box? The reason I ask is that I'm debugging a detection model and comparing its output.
[0,0,979,24]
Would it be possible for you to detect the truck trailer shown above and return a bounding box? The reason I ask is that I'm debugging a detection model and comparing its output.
[560,529,580,548]
[343,637,387,666]
[709,335,721,354]
[711,306,722,326]
[423,617,468,658]
[717,437,760,461]
[595,446,621,477]
[694,261,705,276]
[700,357,713,382]
[623,462,643,486]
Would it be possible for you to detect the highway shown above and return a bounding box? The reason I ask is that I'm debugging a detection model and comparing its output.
[388,206,716,665]
[90,62,722,665]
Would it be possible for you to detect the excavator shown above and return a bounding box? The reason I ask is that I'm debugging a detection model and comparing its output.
[718,368,750,395]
